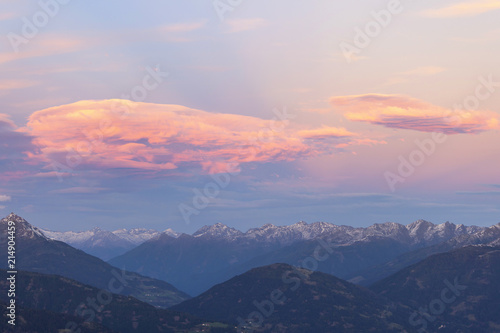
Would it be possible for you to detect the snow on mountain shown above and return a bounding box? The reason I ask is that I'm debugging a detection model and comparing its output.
[405,220,481,246]
[41,227,177,246]
[42,227,128,247]
[451,222,500,247]
[39,227,136,260]
[41,228,97,245]
[1,213,48,240]
[245,223,302,243]
[112,228,165,245]
[40,225,179,260]
[5,210,492,259]
[163,228,180,238]
[193,223,243,240]
[191,219,485,247]
[488,225,500,246]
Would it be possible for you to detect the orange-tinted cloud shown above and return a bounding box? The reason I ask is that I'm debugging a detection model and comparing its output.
[26,100,364,176]
[422,0,500,18]
[159,21,206,33]
[398,66,446,76]
[331,94,500,134]
[225,18,267,33]
[298,127,356,140]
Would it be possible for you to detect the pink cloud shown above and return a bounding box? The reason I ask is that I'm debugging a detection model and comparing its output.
[298,127,356,140]
[225,18,267,33]
[331,94,500,134]
[421,0,500,18]
[26,100,369,177]
[0,114,16,129]
[159,21,206,33]
[1,34,91,65]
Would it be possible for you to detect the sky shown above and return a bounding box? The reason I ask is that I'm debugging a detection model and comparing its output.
[1,0,500,233]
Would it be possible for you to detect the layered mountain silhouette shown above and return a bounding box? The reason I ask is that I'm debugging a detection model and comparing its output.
[171,246,500,332]
[0,269,235,333]
[109,219,484,295]
[371,245,500,332]
[0,213,189,307]
[2,213,500,332]
[0,301,115,333]
[41,226,178,260]
[349,222,500,286]
[172,263,412,332]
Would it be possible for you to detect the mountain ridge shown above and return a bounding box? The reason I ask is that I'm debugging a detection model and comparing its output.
[171,263,412,332]
[42,217,485,250]
[109,218,490,295]
[0,213,190,307]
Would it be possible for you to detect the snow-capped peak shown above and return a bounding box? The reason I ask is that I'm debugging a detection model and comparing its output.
[112,228,163,245]
[193,223,243,239]
[163,228,180,238]
[1,213,48,240]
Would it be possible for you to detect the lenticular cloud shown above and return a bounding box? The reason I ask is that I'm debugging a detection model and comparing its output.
[331,94,500,134]
[27,99,362,176]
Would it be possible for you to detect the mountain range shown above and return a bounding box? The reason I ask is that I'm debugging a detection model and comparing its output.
[109,219,486,295]
[2,212,500,332]
[171,246,500,332]
[0,269,235,333]
[43,219,481,261]
[41,226,179,260]
[173,263,410,332]
[371,245,500,332]
[0,213,189,308]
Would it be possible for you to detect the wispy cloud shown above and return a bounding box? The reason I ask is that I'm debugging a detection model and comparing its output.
[0,34,93,65]
[0,12,17,21]
[225,18,266,33]
[0,114,16,129]
[50,187,109,194]
[382,66,446,87]
[159,21,206,33]
[422,0,500,18]
[331,94,500,134]
[298,127,356,140]
[398,66,446,76]
[301,108,332,114]
[0,79,38,91]
[0,195,11,202]
[456,191,500,195]
[154,21,206,42]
